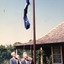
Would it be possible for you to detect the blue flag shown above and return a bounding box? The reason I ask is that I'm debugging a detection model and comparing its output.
[23,0,30,29]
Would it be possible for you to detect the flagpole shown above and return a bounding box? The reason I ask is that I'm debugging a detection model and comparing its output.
[33,0,36,64]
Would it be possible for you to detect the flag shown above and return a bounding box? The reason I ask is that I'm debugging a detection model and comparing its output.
[23,0,30,29]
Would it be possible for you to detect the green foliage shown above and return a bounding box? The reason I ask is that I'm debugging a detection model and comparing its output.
[0,45,15,64]
[0,45,6,49]
[17,49,24,58]
[13,42,22,46]
[2,60,9,64]
[46,56,52,64]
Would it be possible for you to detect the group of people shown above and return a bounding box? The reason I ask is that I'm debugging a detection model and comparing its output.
[10,51,33,64]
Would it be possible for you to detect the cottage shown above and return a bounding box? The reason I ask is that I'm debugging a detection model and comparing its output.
[15,22,64,64]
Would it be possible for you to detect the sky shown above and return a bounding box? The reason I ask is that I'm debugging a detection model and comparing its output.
[0,0,64,45]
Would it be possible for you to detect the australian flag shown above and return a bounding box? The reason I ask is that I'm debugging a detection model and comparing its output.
[23,0,30,29]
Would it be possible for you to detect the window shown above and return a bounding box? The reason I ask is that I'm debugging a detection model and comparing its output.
[53,46,61,63]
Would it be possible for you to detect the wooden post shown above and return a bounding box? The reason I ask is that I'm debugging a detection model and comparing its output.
[40,47,43,64]
[51,46,53,64]
[60,46,63,64]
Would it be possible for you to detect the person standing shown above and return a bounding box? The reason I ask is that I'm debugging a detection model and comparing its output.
[16,55,21,64]
[10,52,17,64]
[21,52,32,64]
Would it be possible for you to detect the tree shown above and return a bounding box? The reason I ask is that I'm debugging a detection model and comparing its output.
[13,42,22,46]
